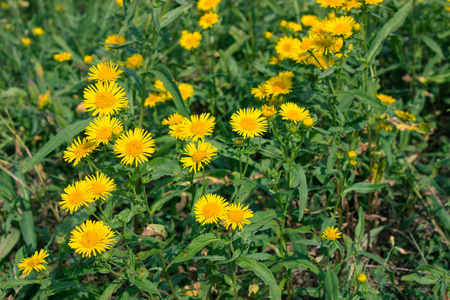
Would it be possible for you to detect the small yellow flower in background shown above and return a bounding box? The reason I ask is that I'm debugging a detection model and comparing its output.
[310,34,340,55]
[1,1,8,9]
[53,52,71,62]
[356,273,367,284]
[60,180,95,214]
[64,137,99,166]
[269,56,280,65]
[264,31,273,39]
[88,61,123,82]
[394,110,416,122]
[114,128,155,166]
[275,36,301,60]
[56,4,66,12]
[301,15,319,27]
[84,55,94,64]
[162,113,185,126]
[303,117,314,127]
[154,79,166,91]
[348,150,357,158]
[21,37,31,46]
[326,16,356,38]
[112,125,123,136]
[104,34,125,50]
[321,226,342,241]
[365,0,383,4]
[38,93,51,109]
[342,0,362,10]
[198,0,221,11]
[116,0,133,7]
[223,203,254,230]
[261,104,277,118]
[279,103,310,124]
[84,172,116,201]
[18,249,49,276]
[317,0,346,8]
[349,159,357,167]
[181,140,218,173]
[199,12,219,29]
[379,122,393,131]
[125,53,143,69]
[248,283,259,296]
[251,84,270,100]
[83,81,128,116]
[288,21,302,32]
[194,194,229,225]
[264,73,293,96]
[5,23,11,30]
[230,108,268,139]
[178,83,194,100]
[310,21,329,36]
[353,23,361,31]
[376,94,396,105]
[179,30,202,51]
[85,116,123,145]
[32,27,45,36]
[144,93,163,108]
[68,220,116,257]
[280,20,288,27]
[180,113,216,141]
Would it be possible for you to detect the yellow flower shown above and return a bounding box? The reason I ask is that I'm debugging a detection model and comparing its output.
[288,21,303,32]
[38,93,51,109]
[125,53,143,69]
[353,23,361,31]
[114,128,156,166]
[199,12,219,29]
[84,55,94,64]
[304,52,335,70]
[264,31,273,39]
[310,33,340,54]
[280,20,288,27]
[264,74,293,97]
[301,15,319,27]
[303,117,314,127]
[18,249,49,276]
[326,16,355,38]
[63,137,99,166]
[55,4,66,11]
[21,37,31,46]
[104,34,125,50]
[376,94,396,105]
[32,27,45,36]
[178,83,194,100]
[342,0,362,10]
[181,141,218,173]
[275,36,301,60]
[68,220,116,257]
[261,104,277,118]
[85,116,123,145]
[179,30,202,51]
[251,84,270,100]
[116,0,133,7]
[269,56,281,65]
[317,0,346,8]
[379,122,393,131]
[279,102,310,124]
[321,226,342,241]
[53,52,71,62]
[84,172,116,201]
[60,180,95,214]
[394,110,416,122]
[180,113,216,141]
[230,108,268,139]
[365,0,383,4]
[223,203,254,230]
[144,93,163,108]
[356,273,367,284]
[349,159,357,167]
[154,79,166,91]
[5,23,11,30]
[169,123,189,140]
[88,61,123,82]
[162,113,185,126]
[310,20,330,36]
[198,0,221,11]
[348,150,357,158]
[1,1,9,9]
[193,194,229,225]
[83,81,128,116]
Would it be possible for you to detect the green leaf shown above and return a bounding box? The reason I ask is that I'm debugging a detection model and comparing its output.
[338,90,386,111]
[236,258,281,300]
[271,258,320,274]
[20,210,37,251]
[20,119,90,173]
[431,195,450,231]
[355,206,365,244]
[421,36,445,59]
[366,1,413,64]
[325,269,339,300]
[0,228,20,261]
[401,274,439,285]
[134,278,161,297]
[3,279,40,288]
[343,182,388,195]
[292,165,308,222]
[167,233,224,269]
[318,66,336,79]
[150,187,189,216]
[160,4,193,29]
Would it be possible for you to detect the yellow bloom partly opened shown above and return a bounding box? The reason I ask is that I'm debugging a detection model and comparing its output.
[18,249,49,276]
[194,194,229,225]
[181,140,218,173]
[230,108,268,139]
[63,137,99,166]
[114,128,156,166]
[68,220,116,257]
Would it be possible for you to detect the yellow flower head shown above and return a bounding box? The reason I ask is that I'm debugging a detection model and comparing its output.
[356,273,367,284]
[38,93,51,110]
[326,16,356,38]
[33,27,45,36]
[279,103,310,124]
[310,33,341,54]
[169,123,189,140]
[269,56,281,65]
[193,194,229,225]
[251,84,270,100]
[116,0,133,7]
[180,113,216,141]
[342,0,362,10]
[84,55,94,64]
[376,94,396,105]
[63,137,99,166]
[181,140,218,173]
[304,52,335,70]
[365,0,383,4]
[18,249,49,276]
[275,36,301,60]
[83,81,128,116]
[88,61,123,82]
[321,226,342,241]
[303,116,314,127]
[84,172,116,201]
[154,79,166,91]
[54,52,71,62]
[288,21,303,32]
[379,122,393,131]
[261,104,277,118]
[114,128,156,166]
[56,4,66,11]
[162,113,185,126]
[179,83,194,100]
[198,0,221,11]
[21,37,31,46]
[230,108,268,139]
[264,74,293,97]
[125,53,143,69]
[144,93,164,108]
[68,220,116,257]
[349,159,357,166]
[179,30,202,51]
[223,203,254,230]
[348,150,357,158]
[301,15,319,27]
[85,116,123,145]
[317,0,346,8]
[60,180,95,214]
[394,110,416,122]
[199,12,219,29]
[264,31,273,39]
[280,20,288,27]
[104,34,125,50]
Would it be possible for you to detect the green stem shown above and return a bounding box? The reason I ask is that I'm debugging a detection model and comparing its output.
[159,251,178,300]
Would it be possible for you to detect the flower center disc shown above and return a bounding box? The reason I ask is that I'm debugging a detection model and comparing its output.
[74,144,90,156]
[202,202,221,218]
[68,190,86,205]
[190,121,207,135]
[240,117,258,131]
[282,43,293,52]
[27,258,40,268]
[125,139,144,157]
[95,91,116,108]
[80,230,101,248]
[228,209,244,223]
[98,69,115,81]
[97,126,112,140]
[90,182,106,196]
[271,81,286,93]
[192,150,208,163]
[286,109,302,121]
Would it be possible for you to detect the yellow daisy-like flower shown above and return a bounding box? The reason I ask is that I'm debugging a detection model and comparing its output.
[32,27,45,36]
[85,116,123,145]
[181,141,218,173]
[83,81,128,116]
[180,113,216,141]
[179,30,202,51]
[199,12,219,29]
[223,203,254,230]
[275,36,301,60]
[105,34,125,50]
[162,113,185,126]
[264,31,273,39]
[269,56,281,65]
[88,61,123,82]
[348,150,357,158]
[116,0,133,7]
[197,0,220,11]
[342,0,362,10]
[53,52,71,62]
[84,172,116,201]
[63,137,99,166]
[178,83,194,100]
[154,79,166,91]
[114,128,156,166]
[144,93,163,108]
[60,180,95,214]
[68,220,116,258]
[310,33,341,54]
[251,84,270,100]
[310,21,330,36]
[365,0,383,4]
[18,249,49,276]
[304,52,335,70]
[279,102,310,124]
[125,53,143,69]
[326,16,356,38]
[261,104,277,118]
[84,55,94,64]
[356,273,367,284]
[193,194,229,225]
[303,116,314,127]
[264,74,293,97]
[21,37,31,46]
[280,20,288,27]
[317,0,346,8]
[376,94,396,105]
[301,15,319,27]
[321,226,342,241]
[38,93,51,110]
[394,110,416,122]
[169,123,189,140]
[288,21,303,32]
[230,108,268,139]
